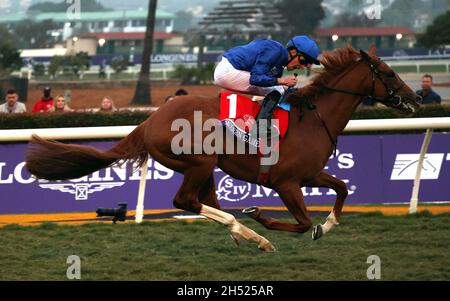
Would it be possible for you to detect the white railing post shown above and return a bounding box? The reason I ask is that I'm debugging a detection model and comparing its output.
[409,129,434,214]
[135,155,149,224]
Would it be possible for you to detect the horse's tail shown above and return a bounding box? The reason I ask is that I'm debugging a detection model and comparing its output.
[25,123,148,181]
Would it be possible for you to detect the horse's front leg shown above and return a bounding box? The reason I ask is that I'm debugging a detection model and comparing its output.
[243,182,312,233]
[305,171,348,240]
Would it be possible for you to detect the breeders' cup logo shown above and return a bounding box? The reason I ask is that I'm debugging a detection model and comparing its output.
[242,114,255,128]
[39,182,125,201]
[391,153,449,180]
[216,175,252,202]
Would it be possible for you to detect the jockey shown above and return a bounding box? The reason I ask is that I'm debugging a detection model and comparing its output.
[214,35,321,135]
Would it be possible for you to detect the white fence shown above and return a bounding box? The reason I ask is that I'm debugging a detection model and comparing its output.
[2,117,449,142]
[1,117,450,218]
[16,63,189,81]
[385,59,450,74]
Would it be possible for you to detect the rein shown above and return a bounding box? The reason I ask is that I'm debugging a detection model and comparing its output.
[297,54,409,157]
[319,57,406,108]
[303,99,338,158]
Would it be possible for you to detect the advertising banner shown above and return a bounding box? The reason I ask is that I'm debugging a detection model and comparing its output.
[0,133,449,215]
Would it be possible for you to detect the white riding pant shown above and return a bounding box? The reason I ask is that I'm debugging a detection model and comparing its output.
[214,57,286,96]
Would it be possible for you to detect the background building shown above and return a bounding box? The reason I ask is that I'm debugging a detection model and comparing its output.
[197,0,286,51]
[315,27,416,51]
[68,32,183,56]
[0,9,175,42]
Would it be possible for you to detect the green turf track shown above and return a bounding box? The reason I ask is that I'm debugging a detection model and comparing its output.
[1,212,449,281]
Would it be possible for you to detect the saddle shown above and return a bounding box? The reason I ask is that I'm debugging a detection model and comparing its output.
[219,92,289,146]
[219,92,290,184]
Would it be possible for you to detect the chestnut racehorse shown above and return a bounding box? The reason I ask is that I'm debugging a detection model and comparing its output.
[26,46,421,251]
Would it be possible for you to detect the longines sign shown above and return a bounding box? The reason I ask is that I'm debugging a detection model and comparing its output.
[0,134,449,215]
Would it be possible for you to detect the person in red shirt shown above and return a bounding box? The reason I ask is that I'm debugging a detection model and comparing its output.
[32,86,54,113]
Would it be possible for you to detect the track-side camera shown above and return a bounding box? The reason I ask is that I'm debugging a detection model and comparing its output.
[96,203,128,224]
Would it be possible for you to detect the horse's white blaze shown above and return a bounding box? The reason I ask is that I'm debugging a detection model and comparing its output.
[321,211,340,234]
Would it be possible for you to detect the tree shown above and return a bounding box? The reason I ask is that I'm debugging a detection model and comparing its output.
[171,63,215,85]
[0,25,18,47]
[417,10,450,48]
[174,11,194,32]
[0,45,23,77]
[131,0,157,105]
[275,0,325,36]
[381,0,424,28]
[111,56,132,76]
[48,52,90,79]
[0,26,22,77]
[14,19,56,49]
[48,56,64,79]
[67,52,90,78]
[33,63,46,78]
[28,0,111,13]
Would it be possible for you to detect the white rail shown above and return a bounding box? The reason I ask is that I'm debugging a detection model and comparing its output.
[0,126,137,142]
[1,117,449,142]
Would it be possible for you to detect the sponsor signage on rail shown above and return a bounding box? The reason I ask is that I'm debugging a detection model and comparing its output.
[0,133,449,215]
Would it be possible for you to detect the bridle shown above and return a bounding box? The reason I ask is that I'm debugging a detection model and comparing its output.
[302,52,410,157]
[319,53,407,109]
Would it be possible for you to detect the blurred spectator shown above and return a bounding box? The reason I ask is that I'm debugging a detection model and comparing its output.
[175,89,188,96]
[49,95,73,113]
[99,60,107,79]
[0,89,27,113]
[64,90,72,103]
[416,74,441,105]
[32,86,54,112]
[100,96,118,112]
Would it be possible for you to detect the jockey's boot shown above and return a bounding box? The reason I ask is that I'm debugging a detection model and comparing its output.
[252,90,282,140]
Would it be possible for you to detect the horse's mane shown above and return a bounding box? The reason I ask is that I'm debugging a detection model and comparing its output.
[292,45,361,102]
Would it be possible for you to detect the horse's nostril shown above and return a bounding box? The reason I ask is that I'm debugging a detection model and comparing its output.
[416,95,423,102]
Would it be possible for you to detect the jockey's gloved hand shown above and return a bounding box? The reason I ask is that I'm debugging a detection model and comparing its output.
[280,88,298,103]
[286,87,298,95]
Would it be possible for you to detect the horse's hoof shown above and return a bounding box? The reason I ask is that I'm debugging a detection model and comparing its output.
[242,206,260,219]
[258,240,276,252]
[312,225,323,240]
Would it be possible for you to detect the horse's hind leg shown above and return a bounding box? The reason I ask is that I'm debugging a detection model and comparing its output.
[306,171,348,240]
[173,167,275,252]
[245,182,312,233]
[198,174,221,209]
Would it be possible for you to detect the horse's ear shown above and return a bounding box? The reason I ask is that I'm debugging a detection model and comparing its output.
[368,44,377,56]
[360,49,371,61]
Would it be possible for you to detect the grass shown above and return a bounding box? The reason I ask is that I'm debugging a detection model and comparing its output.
[1,212,450,281]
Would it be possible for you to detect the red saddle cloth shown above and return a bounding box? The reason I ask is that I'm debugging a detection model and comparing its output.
[219,92,289,150]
